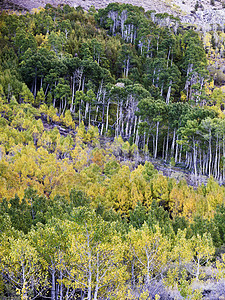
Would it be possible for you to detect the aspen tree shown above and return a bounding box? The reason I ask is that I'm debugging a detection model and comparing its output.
[1,237,48,300]
[128,223,170,286]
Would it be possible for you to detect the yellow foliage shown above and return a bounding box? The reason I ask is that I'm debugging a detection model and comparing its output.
[172,229,193,264]
[106,165,131,214]
[71,144,89,171]
[204,80,214,96]
[60,110,75,129]
[35,33,49,48]
[169,184,197,219]
[92,148,105,168]
[215,253,225,280]
[128,224,170,284]
[180,91,187,102]
[86,182,107,208]
[152,174,169,204]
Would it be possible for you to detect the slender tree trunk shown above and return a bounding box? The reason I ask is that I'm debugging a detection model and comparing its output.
[87,249,92,300]
[78,69,83,92]
[152,134,155,157]
[162,136,165,160]
[218,141,221,182]
[56,282,59,300]
[209,132,212,177]
[214,134,218,178]
[196,257,200,281]
[131,259,135,288]
[101,91,106,135]
[133,116,138,144]
[145,250,150,286]
[65,286,70,300]
[34,74,37,98]
[171,128,176,158]
[125,118,129,137]
[203,152,206,175]
[85,102,89,120]
[179,141,182,163]
[175,136,179,163]
[89,103,91,127]
[126,57,130,77]
[160,84,164,96]
[119,102,123,136]
[135,119,140,146]
[22,264,28,300]
[154,121,159,159]
[82,76,85,91]
[79,104,81,125]
[166,82,172,104]
[62,97,67,115]
[165,126,169,161]
[59,99,62,114]
[146,135,150,157]
[45,83,49,96]
[167,47,171,67]
[185,151,188,167]
[59,269,63,300]
[205,152,209,175]
[129,116,133,138]
[116,101,119,137]
[143,131,146,151]
[93,252,99,300]
[51,269,56,300]
[199,148,202,176]
[106,102,110,133]
[193,138,198,179]
[70,73,75,111]
[95,105,99,122]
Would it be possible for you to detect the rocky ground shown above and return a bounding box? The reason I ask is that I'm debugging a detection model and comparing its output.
[0,0,175,14]
[0,0,168,13]
[174,0,225,14]
[2,0,225,30]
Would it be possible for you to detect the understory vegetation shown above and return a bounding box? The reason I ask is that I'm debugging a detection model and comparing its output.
[1,3,225,299]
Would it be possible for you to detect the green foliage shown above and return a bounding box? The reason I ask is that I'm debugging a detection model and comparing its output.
[104,160,120,177]
[129,202,147,229]
[142,161,158,181]
[69,189,90,207]
[214,204,225,245]
[1,3,225,298]
[35,87,45,107]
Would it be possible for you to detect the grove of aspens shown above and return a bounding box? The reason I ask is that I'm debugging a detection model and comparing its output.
[0,2,225,299]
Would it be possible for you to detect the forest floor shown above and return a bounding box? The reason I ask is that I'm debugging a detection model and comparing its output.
[40,116,209,187]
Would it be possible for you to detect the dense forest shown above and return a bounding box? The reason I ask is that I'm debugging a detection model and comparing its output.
[1,3,225,299]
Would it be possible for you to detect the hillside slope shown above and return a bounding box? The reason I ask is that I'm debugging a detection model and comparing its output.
[1,6,225,298]
[3,0,225,29]
[1,0,175,14]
